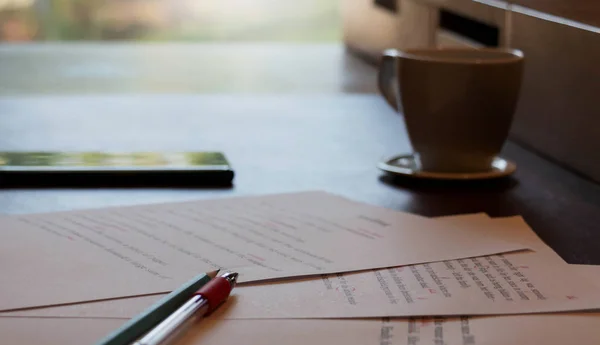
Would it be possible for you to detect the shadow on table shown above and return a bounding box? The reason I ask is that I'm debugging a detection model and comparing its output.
[0,184,234,190]
[379,174,519,192]
[0,177,234,189]
[378,173,520,217]
[0,168,235,189]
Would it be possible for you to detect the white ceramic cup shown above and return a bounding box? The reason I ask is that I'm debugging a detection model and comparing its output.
[378,48,524,173]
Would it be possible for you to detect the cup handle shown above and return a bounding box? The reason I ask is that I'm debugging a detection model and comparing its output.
[378,49,401,112]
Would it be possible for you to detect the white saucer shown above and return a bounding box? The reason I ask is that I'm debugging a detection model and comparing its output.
[378,154,516,180]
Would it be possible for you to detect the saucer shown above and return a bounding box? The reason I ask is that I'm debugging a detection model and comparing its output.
[378,154,516,180]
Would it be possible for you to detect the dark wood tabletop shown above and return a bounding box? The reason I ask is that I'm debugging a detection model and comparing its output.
[0,44,598,265]
[1,93,599,265]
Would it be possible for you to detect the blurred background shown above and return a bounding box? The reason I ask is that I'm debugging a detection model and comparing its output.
[0,0,378,96]
[1,0,599,184]
[0,0,340,42]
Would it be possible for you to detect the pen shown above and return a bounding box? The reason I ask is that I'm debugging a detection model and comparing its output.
[133,271,238,345]
[96,270,219,345]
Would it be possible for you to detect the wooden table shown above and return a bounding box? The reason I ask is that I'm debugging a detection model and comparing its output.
[1,43,599,265]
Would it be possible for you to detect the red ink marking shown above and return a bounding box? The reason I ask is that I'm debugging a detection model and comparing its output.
[67,236,74,241]
[352,287,356,292]
[248,254,265,261]
[566,295,578,300]
[428,288,437,294]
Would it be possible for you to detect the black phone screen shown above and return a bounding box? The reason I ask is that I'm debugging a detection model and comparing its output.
[0,151,234,187]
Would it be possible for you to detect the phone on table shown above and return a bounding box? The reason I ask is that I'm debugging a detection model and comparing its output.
[0,151,234,187]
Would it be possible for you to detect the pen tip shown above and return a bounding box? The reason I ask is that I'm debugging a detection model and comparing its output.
[219,271,239,288]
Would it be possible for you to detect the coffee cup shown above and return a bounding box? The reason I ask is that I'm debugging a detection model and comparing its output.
[378,48,524,173]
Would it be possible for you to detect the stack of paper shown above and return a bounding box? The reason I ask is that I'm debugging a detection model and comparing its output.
[1,191,599,345]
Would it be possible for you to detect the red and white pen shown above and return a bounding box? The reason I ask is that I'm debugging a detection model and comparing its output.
[134,271,238,345]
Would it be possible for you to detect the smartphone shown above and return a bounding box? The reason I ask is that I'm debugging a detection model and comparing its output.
[0,151,234,187]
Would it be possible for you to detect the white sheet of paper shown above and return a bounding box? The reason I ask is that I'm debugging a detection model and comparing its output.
[0,192,527,311]
[2,214,568,320]
[0,213,491,318]
[9,216,588,319]
[2,263,599,345]
[2,215,598,345]
[206,217,598,319]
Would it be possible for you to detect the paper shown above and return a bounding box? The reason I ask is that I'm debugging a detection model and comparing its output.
[3,312,600,345]
[0,192,527,311]
[206,218,598,319]
[8,216,591,319]
[0,213,492,318]
[1,214,562,320]
[1,215,598,345]
[2,263,600,345]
